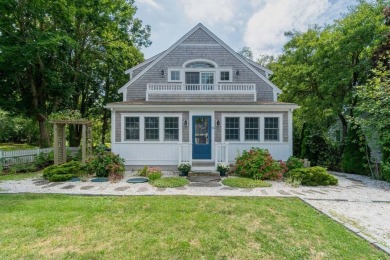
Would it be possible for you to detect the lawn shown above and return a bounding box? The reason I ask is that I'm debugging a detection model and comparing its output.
[0,143,38,151]
[0,171,42,181]
[0,195,387,259]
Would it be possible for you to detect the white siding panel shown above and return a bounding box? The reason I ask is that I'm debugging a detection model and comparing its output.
[112,143,179,165]
[227,143,291,162]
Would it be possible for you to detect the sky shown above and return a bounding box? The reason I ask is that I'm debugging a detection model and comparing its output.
[135,0,356,59]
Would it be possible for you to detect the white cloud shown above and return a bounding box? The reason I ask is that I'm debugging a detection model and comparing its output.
[137,0,163,10]
[244,0,331,56]
[178,0,237,26]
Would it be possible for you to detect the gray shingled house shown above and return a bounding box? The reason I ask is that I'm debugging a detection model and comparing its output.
[105,23,298,171]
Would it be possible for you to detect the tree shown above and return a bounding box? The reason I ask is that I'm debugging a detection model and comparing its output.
[0,0,150,147]
[238,46,253,60]
[256,54,277,69]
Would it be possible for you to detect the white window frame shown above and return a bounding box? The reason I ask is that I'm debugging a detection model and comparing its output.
[124,116,140,141]
[120,114,182,143]
[263,116,281,142]
[168,68,181,82]
[222,113,283,143]
[164,117,180,141]
[224,117,240,141]
[219,70,233,82]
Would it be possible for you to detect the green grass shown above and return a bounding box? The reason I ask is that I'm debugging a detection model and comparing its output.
[0,195,387,259]
[0,171,42,181]
[0,143,38,151]
[150,177,189,188]
[222,177,272,188]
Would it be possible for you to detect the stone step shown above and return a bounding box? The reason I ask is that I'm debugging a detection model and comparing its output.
[188,171,220,177]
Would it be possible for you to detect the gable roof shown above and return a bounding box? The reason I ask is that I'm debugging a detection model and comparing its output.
[240,55,273,76]
[118,23,282,94]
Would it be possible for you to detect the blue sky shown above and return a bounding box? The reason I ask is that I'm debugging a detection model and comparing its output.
[135,0,356,59]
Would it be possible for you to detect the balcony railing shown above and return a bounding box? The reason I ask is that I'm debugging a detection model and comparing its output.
[146,83,256,101]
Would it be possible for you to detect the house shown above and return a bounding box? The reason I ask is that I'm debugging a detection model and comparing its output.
[105,23,298,171]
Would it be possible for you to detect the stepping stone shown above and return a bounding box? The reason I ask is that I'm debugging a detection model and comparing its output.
[346,177,363,183]
[61,185,75,189]
[241,188,254,192]
[156,188,166,192]
[220,187,236,190]
[289,190,304,195]
[308,190,327,194]
[188,182,221,187]
[91,178,108,182]
[302,190,315,193]
[175,186,187,190]
[137,187,149,192]
[114,186,129,191]
[42,182,64,188]
[80,186,95,190]
[277,190,291,196]
[34,181,49,186]
[259,190,268,195]
[127,177,148,183]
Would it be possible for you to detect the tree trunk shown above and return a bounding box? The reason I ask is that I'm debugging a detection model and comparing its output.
[37,115,50,147]
[101,109,109,144]
[101,73,111,144]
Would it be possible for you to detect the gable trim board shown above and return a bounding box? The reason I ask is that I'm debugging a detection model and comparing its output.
[118,23,282,96]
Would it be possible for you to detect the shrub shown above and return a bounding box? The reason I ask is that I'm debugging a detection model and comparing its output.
[138,166,149,176]
[285,166,338,186]
[150,177,189,188]
[34,151,54,169]
[148,172,162,181]
[381,161,390,182]
[8,163,37,173]
[137,166,162,180]
[286,156,304,172]
[177,163,191,173]
[43,161,86,182]
[341,124,370,175]
[86,145,125,178]
[222,178,272,188]
[235,148,286,180]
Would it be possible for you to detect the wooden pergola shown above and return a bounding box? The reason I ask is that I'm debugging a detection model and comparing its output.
[51,119,93,165]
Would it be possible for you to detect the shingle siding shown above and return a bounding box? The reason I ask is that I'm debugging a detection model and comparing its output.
[182,28,218,44]
[126,28,274,102]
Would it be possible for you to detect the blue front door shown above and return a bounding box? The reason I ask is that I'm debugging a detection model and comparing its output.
[192,116,212,159]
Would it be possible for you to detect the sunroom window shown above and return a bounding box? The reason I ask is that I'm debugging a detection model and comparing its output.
[225,117,240,141]
[164,117,179,141]
[144,117,159,141]
[264,117,279,141]
[125,117,139,140]
[245,117,259,141]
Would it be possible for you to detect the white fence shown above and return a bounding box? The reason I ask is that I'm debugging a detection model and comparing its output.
[0,147,80,169]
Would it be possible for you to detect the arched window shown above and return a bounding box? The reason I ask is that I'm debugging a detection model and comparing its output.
[185,62,215,68]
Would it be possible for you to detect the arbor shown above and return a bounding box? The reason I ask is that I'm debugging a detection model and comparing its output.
[0,0,150,147]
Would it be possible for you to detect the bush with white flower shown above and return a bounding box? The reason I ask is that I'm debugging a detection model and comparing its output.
[178,163,191,173]
[217,163,230,172]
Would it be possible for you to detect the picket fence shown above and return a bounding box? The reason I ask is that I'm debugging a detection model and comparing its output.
[0,147,79,168]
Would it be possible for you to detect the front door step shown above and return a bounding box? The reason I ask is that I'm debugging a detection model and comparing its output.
[188,171,219,177]
[187,175,221,183]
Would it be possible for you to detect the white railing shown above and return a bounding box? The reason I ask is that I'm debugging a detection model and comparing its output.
[178,143,192,164]
[147,83,256,92]
[0,147,80,169]
[215,143,229,167]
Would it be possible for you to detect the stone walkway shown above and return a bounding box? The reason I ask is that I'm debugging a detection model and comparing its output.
[1,171,389,253]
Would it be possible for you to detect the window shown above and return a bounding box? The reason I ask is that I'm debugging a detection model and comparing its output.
[220,71,230,81]
[170,70,180,81]
[264,117,279,141]
[125,117,139,140]
[245,117,259,141]
[201,72,214,84]
[225,117,240,141]
[164,117,179,141]
[144,117,159,141]
[185,62,215,68]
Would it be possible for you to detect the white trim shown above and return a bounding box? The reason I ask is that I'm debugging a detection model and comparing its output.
[221,113,283,144]
[168,68,182,82]
[218,69,233,83]
[182,59,218,68]
[124,52,164,74]
[111,108,115,145]
[120,113,182,143]
[106,104,299,111]
[117,23,282,95]
[179,43,220,46]
[242,56,273,76]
